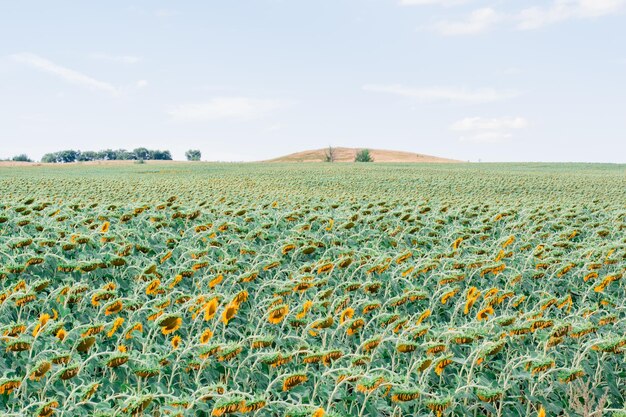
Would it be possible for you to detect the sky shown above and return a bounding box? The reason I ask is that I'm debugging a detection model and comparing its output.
[1,0,625,163]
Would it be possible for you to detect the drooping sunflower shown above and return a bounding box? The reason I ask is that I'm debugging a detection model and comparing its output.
[222,302,239,325]
[203,298,220,321]
[283,373,308,391]
[268,304,288,324]
[104,300,123,316]
[158,315,182,335]
[200,328,213,344]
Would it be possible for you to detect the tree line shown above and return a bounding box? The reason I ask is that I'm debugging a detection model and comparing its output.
[40,148,173,163]
[3,148,204,163]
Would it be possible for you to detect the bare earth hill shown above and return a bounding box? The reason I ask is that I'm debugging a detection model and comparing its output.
[266,147,461,163]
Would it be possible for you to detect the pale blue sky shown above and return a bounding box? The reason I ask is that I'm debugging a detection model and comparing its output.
[1,0,625,162]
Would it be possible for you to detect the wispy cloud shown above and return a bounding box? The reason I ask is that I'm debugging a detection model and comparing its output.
[517,0,625,30]
[168,97,291,121]
[11,52,119,95]
[89,53,141,64]
[428,1,625,36]
[452,116,528,143]
[363,84,518,104]
[432,7,502,35]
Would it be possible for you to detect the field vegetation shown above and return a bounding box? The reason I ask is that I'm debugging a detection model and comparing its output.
[0,163,624,416]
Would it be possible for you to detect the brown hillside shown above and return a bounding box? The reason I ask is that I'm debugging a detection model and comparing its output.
[265,147,461,163]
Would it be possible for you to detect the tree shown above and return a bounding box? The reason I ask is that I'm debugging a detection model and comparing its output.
[324,146,336,163]
[355,149,373,162]
[41,153,58,163]
[185,149,202,161]
[77,151,97,161]
[36,147,174,163]
[57,150,79,163]
[151,150,173,160]
[12,154,32,162]
[132,148,150,160]
[97,149,117,160]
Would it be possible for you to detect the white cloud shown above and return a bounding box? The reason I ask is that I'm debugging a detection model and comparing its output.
[432,7,502,35]
[425,1,624,36]
[363,84,518,104]
[136,80,148,88]
[11,52,119,95]
[517,0,625,29]
[89,53,141,64]
[452,116,528,143]
[451,117,528,131]
[168,97,290,121]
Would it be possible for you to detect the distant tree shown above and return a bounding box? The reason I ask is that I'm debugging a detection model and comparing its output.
[355,149,373,163]
[38,147,173,163]
[151,150,173,160]
[77,151,98,161]
[324,146,336,163]
[57,150,79,163]
[97,149,117,160]
[41,153,58,163]
[114,149,134,160]
[132,148,150,160]
[12,154,32,162]
[185,149,202,161]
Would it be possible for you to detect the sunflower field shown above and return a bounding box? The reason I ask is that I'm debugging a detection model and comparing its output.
[0,162,625,417]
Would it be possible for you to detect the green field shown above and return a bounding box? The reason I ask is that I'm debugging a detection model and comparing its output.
[1,162,625,416]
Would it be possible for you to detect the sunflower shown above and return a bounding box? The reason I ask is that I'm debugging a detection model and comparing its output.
[104,300,123,316]
[296,300,313,319]
[36,400,59,417]
[171,335,182,350]
[222,302,239,325]
[209,274,223,289]
[211,398,244,416]
[416,309,431,325]
[169,274,183,288]
[159,315,182,335]
[0,378,21,395]
[268,304,288,324]
[347,318,365,336]
[83,383,100,401]
[240,399,266,413]
[107,317,125,337]
[283,374,308,391]
[203,298,219,321]
[476,306,494,321]
[29,361,52,381]
[312,408,325,417]
[146,279,161,296]
[200,328,213,344]
[32,313,51,336]
[55,327,67,341]
[434,356,453,376]
[233,290,249,306]
[440,289,458,305]
[126,322,143,339]
[340,307,354,324]
[391,389,420,403]
[425,397,451,417]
